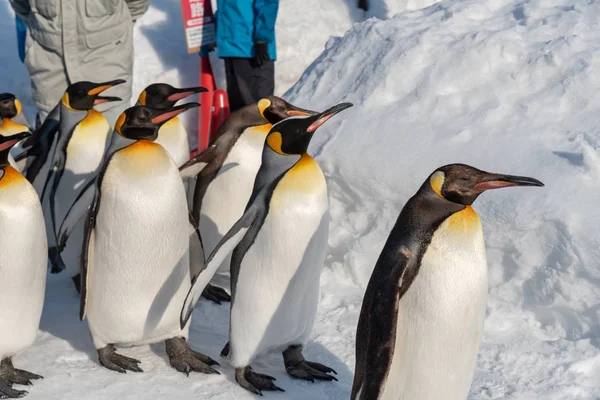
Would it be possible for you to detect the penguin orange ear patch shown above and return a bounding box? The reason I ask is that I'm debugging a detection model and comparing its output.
[266,132,286,155]
[138,90,147,106]
[62,93,74,111]
[14,99,22,115]
[430,171,445,198]
[258,98,271,118]
[114,112,127,135]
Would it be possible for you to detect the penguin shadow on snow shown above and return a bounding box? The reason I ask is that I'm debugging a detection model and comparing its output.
[186,213,352,399]
[39,275,97,361]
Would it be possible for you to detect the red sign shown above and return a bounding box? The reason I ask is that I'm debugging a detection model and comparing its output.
[180,0,216,53]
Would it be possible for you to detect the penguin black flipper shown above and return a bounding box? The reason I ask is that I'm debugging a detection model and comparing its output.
[78,153,114,321]
[79,184,100,321]
[42,120,79,236]
[179,143,218,180]
[351,185,464,400]
[56,178,96,251]
[23,104,60,182]
[180,204,261,328]
[180,143,218,210]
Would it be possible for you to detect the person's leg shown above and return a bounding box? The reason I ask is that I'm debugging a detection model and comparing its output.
[224,58,246,112]
[225,58,275,112]
[249,60,275,101]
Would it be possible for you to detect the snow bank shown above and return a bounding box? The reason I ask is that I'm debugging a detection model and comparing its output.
[285,0,600,398]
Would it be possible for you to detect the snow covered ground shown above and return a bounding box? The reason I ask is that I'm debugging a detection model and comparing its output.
[1,0,600,398]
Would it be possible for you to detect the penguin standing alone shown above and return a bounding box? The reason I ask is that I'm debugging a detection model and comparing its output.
[0,131,47,398]
[351,164,544,400]
[180,102,352,395]
[179,96,314,302]
[42,80,124,276]
[59,104,219,375]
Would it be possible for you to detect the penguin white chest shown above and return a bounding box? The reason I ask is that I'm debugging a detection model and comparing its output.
[382,207,488,400]
[200,127,267,260]
[155,116,189,167]
[87,141,191,349]
[64,110,110,189]
[228,155,329,367]
[0,168,47,360]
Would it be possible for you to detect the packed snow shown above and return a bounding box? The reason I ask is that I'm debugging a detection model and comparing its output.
[1,0,600,399]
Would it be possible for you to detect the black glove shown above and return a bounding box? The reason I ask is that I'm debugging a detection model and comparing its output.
[253,42,270,67]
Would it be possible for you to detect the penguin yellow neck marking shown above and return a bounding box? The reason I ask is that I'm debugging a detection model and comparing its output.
[270,153,326,212]
[78,109,107,129]
[118,140,168,174]
[445,206,481,233]
[278,153,325,192]
[247,123,271,136]
[0,166,25,188]
[122,140,161,153]
[69,110,110,149]
[0,118,28,137]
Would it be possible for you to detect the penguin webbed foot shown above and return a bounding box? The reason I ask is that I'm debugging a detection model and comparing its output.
[48,247,66,274]
[235,366,285,396]
[0,379,27,399]
[201,284,231,304]
[283,345,338,382]
[0,358,42,387]
[165,337,220,376]
[98,345,143,373]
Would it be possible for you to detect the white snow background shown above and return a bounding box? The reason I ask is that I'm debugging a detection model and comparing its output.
[1,0,600,398]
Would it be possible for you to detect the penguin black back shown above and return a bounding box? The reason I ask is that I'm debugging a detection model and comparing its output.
[352,164,544,399]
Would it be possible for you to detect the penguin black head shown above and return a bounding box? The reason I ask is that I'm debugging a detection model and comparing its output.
[0,131,31,167]
[0,93,22,119]
[114,103,200,141]
[62,80,126,111]
[258,96,317,125]
[265,102,353,155]
[139,84,208,109]
[428,164,544,205]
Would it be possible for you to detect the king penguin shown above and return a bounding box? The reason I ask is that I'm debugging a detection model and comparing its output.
[58,104,219,375]
[0,93,31,171]
[180,102,352,395]
[0,131,47,398]
[350,164,544,400]
[42,80,124,276]
[179,96,315,303]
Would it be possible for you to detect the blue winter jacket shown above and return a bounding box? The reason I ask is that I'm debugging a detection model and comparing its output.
[215,0,278,60]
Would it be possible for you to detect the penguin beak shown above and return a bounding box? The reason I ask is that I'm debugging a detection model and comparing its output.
[151,103,200,125]
[473,173,545,191]
[307,102,353,133]
[286,104,316,117]
[0,131,32,152]
[88,79,126,95]
[94,96,122,105]
[167,87,209,102]
[88,79,126,105]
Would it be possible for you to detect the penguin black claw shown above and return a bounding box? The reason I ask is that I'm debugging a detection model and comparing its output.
[0,359,42,388]
[235,367,285,395]
[283,346,338,382]
[0,379,26,399]
[97,345,143,373]
[201,284,231,304]
[165,337,220,376]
